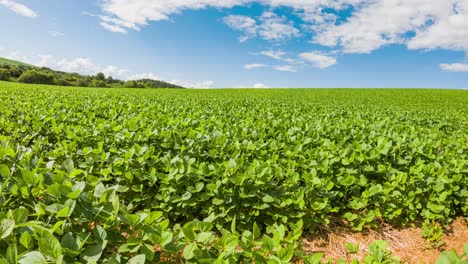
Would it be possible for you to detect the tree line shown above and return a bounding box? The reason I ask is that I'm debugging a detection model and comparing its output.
[0,64,184,89]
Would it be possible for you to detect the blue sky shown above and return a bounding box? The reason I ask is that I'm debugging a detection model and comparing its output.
[0,0,467,88]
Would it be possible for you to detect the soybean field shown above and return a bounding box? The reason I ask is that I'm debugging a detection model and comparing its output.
[0,82,467,263]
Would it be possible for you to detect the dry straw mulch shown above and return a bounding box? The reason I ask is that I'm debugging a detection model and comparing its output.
[302,218,468,263]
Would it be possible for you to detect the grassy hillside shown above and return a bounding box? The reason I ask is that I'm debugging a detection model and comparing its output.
[0,57,35,67]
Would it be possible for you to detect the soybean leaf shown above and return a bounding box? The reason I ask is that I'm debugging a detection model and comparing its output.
[18,252,47,264]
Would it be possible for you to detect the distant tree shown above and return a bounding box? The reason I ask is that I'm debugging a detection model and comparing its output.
[122,78,180,89]
[107,76,115,83]
[95,72,106,81]
[76,78,90,87]
[40,67,53,72]
[112,80,125,87]
[91,79,107,88]
[0,64,11,70]
[8,66,23,78]
[124,80,145,88]
[54,77,72,86]
[18,70,54,85]
[0,68,11,81]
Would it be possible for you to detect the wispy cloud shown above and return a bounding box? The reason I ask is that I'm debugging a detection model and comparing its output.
[224,12,299,42]
[273,65,297,72]
[223,15,256,42]
[255,49,335,71]
[81,11,137,33]
[128,72,161,80]
[245,62,297,72]
[253,83,270,88]
[48,30,65,37]
[258,50,298,64]
[440,63,468,72]
[0,0,37,18]
[299,51,337,69]
[169,80,214,89]
[244,63,267,70]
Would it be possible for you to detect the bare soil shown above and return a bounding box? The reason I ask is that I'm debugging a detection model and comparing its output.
[302,217,468,263]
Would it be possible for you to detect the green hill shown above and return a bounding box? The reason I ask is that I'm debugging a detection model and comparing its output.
[0,57,36,67]
[0,57,183,88]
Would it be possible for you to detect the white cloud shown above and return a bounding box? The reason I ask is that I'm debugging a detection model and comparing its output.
[170,80,215,89]
[101,65,129,78]
[223,15,257,42]
[259,50,287,60]
[300,51,337,68]
[0,0,37,18]
[440,63,468,72]
[233,82,271,88]
[97,0,366,35]
[41,56,99,75]
[255,50,335,71]
[256,12,300,41]
[253,83,270,88]
[98,0,468,58]
[41,57,135,80]
[259,50,297,63]
[408,10,468,51]
[244,63,267,70]
[99,15,140,33]
[82,11,138,33]
[224,12,300,42]
[100,22,127,33]
[273,65,297,72]
[57,58,126,77]
[5,51,34,64]
[48,30,65,37]
[315,0,468,54]
[128,72,161,80]
[100,0,245,33]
